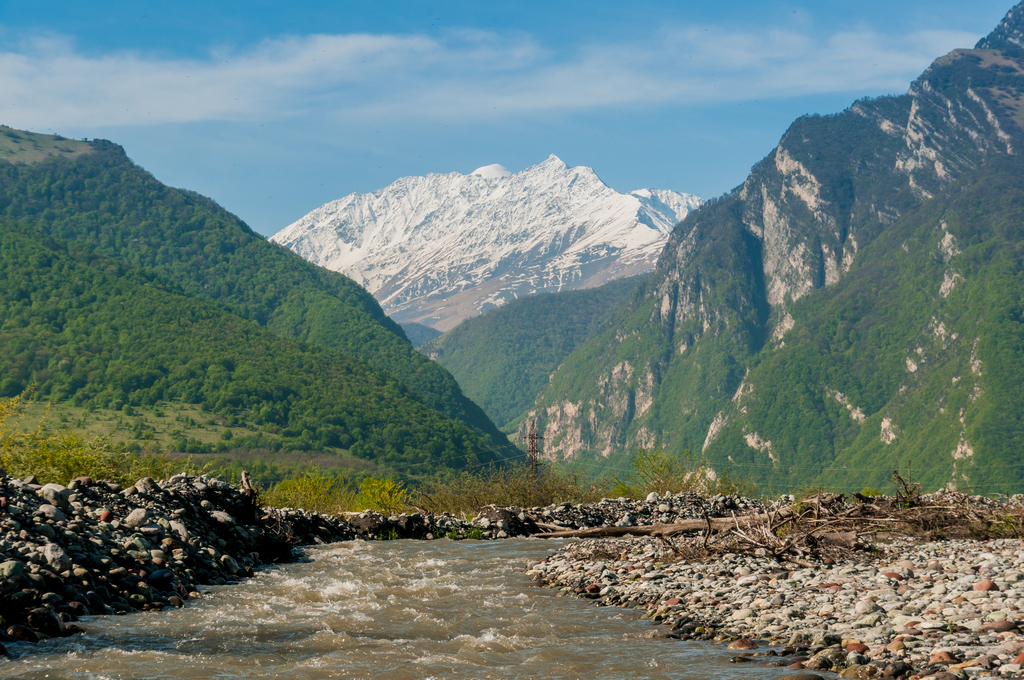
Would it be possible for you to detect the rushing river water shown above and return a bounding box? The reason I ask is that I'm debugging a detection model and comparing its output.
[4,539,792,679]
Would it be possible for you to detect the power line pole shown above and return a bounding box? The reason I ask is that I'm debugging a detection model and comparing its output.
[527,419,539,479]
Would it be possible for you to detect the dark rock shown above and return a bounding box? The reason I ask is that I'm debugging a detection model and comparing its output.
[6,625,38,643]
[147,569,176,592]
[882,661,913,677]
[26,608,63,637]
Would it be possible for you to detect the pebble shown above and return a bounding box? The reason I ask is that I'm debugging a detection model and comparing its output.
[525,490,1024,679]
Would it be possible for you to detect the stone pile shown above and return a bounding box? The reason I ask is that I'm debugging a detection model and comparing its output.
[0,472,353,653]
[344,492,765,541]
[526,492,765,530]
[528,535,1024,679]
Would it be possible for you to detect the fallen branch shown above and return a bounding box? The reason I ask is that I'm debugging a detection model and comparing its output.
[533,513,781,539]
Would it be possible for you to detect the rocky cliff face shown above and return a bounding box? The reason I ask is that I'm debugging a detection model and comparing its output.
[525,2,1024,493]
[271,156,699,331]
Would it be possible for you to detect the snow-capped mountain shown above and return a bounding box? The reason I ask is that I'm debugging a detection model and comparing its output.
[271,155,700,331]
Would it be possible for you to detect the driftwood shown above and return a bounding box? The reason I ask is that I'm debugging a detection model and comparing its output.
[533,512,783,539]
[532,473,1024,566]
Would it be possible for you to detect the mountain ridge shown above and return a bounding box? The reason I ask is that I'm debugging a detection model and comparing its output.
[520,1,1024,493]
[272,155,700,331]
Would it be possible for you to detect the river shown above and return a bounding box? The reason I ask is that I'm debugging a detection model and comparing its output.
[3,538,792,679]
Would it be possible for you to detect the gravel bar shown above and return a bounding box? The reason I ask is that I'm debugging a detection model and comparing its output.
[527,528,1024,680]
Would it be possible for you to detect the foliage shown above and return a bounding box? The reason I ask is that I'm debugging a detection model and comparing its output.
[423,276,641,429]
[0,137,508,449]
[608,446,755,499]
[260,466,356,514]
[414,462,607,515]
[354,477,410,515]
[0,393,201,486]
[0,219,503,475]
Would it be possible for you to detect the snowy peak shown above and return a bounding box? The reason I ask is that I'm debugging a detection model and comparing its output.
[471,163,512,179]
[272,157,700,331]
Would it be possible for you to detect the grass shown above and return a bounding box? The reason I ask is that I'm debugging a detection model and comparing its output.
[0,393,202,486]
[0,126,95,165]
[16,400,254,450]
[14,399,390,485]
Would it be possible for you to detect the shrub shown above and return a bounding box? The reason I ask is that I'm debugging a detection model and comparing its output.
[609,446,757,500]
[261,466,355,514]
[0,393,201,486]
[355,477,409,515]
[414,462,606,515]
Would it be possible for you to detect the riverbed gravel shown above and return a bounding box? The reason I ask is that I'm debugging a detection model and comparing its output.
[528,533,1024,679]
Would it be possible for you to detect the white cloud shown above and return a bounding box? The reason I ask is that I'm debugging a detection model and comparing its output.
[0,25,982,130]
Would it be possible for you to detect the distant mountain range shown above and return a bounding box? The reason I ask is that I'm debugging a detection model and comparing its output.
[518,1,1024,494]
[271,156,699,331]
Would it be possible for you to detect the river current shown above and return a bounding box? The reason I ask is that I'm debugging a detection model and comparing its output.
[4,539,784,679]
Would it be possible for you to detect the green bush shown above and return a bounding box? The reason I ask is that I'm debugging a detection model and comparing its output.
[355,477,409,515]
[0,393,201,486]
[609,446,757,500]
[261,466,355,514]
[414,461,606,515]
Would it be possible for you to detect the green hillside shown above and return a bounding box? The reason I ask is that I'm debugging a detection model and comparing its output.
[525,3,1024,494]
[713,155,1024,493]
[0,219,498,476]
[401,322,443,348]
[0,137,506,448]
[422,276,641,430]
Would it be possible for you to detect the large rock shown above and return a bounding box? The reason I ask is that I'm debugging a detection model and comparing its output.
[42,543,71,572]
[169,520,189,542]
[36,504,66,522]
[124,508,149,528]
[0,560,24,580]
[209,511,235,527]
[38,484,71,510]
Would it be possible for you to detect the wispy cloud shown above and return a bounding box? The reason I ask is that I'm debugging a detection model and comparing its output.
[0,25,981,130]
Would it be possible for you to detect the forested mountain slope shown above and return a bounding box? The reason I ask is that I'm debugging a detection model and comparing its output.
[422,276,641,429]
[524,2,1024,493]
[0,126,507,449]
[0,219,499,474]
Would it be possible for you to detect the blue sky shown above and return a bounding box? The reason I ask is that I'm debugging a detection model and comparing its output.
[0,1,1015,235]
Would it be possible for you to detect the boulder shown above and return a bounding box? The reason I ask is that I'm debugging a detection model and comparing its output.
[42,543,71,572]
[124,508,149,528]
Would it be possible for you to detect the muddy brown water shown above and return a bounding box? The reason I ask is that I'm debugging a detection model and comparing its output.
[3,539,800,679]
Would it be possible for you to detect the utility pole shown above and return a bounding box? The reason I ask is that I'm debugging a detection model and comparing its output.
[527,419,539,479]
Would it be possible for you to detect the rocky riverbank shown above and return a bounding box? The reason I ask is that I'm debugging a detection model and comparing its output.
[13,467,1024,680]
[0,472,353,653]
[0,471,764,657]
[527,520,1024,679]
[345,490,764,540]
